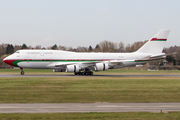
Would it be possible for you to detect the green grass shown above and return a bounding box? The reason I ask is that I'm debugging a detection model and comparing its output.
[0,68,180,75]
[0,77,180,103]
[1,73,180,119]
[1,112,180,120]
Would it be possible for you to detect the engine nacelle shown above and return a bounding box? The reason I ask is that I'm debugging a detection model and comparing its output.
[66,65,80,72]
[95,63,108,71]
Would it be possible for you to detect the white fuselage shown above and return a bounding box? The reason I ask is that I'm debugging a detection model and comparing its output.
[4,49,164,69]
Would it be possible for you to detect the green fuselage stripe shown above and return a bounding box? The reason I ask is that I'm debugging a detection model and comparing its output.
[154,40,166,41]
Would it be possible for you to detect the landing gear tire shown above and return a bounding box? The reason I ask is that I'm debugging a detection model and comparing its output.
[84,71,93,75]
[84,72,90,75]
[21,71,24,75]
[74,72,79,75]
[79,72,84,75]
[74,71,93,76]
[89,71,93,75]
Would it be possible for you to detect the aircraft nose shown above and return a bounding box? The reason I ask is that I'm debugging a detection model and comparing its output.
[3,58,14,66]
[3,58,8,64]
[3,55,17,67]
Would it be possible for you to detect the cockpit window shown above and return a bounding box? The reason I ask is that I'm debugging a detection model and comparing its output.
[15,51,20,53]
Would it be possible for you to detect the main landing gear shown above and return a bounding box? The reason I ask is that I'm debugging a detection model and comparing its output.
[20,68,24,75]
[74,71,93,76]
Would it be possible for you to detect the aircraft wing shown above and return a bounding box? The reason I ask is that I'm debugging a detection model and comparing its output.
[46,61,100,68]
[135,54,166,62]
[47,55,166,70]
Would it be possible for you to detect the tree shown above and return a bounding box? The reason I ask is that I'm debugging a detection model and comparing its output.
[166,55,174,63]
[0,44,6,57]
[58,45,67,50]
[51,44,57,50]
[130,40,148,52]
[42,47,46,50]
[98,40,119,52]
[166,55,176,65]
[93,44,101,52]
[14,45,22,52]
[125,44,131,52]
[88,46,93,52]
[6,44,14,54]
[21,44,27,49]
[34,45,41,49]
[95,44,100,49]
[76,46,88,52]
[118,42,125,53]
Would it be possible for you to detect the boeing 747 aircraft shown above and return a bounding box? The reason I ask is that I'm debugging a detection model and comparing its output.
[3,29,170,75]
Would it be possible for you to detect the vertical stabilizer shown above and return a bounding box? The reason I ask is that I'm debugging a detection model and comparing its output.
[136,29,170,53]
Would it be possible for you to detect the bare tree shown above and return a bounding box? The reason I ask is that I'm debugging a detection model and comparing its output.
[34,45,41,49]
[99,40,118,52]
[58,45,67,50]
[0,44,7,57]
[66,47,76,52]
[125,44,131,52]
[76,46,88,52]
[14,45,21,51]
[130,40,148,52]
[118,42,125,53]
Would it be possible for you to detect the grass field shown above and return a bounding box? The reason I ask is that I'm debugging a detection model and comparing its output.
[0,77,180,103]
[1,112,180,120]
[0,68,180,75]
[1,69,180,119]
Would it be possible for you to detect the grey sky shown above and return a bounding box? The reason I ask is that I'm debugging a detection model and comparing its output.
[0,0,180,48]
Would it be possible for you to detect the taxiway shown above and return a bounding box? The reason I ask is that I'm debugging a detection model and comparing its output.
[0,74,180,77]
[0,103,180,113]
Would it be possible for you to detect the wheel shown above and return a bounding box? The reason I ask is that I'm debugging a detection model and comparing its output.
[85,72,89,75]
[74,72,79,75]
[21,71,24,75]
[90,71,93,75]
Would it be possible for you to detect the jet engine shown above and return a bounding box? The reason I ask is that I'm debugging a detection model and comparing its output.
[66,65,80,72]
[95,63,108,71]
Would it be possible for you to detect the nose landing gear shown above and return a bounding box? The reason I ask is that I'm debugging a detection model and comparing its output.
[21,71,24,75]
[20,68,24,75]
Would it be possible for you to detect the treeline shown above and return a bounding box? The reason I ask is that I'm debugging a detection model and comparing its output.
[0,40,179,68]
[163,46,180,65]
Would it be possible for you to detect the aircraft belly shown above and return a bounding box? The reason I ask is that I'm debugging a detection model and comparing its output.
[120,61,137,67]
[18,62,50,69]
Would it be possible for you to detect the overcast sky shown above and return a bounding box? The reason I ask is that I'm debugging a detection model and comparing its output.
[0,0,180,48]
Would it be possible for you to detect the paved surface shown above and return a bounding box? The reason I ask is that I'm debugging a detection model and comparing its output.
[0,74,180,77]
[0,103,180,113]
